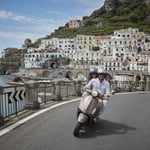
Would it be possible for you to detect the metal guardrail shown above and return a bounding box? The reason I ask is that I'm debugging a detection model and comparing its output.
[110,80,150,92]
[0,80,82,121]
[0,85,27,118]
[0,80,150,125]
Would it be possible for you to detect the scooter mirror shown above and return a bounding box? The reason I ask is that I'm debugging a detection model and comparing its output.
[111,89,116,95]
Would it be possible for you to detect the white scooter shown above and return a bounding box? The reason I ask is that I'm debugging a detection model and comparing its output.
[73,89,116,137]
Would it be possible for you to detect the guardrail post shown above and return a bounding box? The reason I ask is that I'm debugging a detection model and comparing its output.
[112,81,118,91]
[26,82,40,109]
[0,86,4,126]
[128,81,132,92]
[146,80,150,91]
[75,80,82,96]
[73,81,77,96]
[33,82,40,109]
[54,81,62,101]
[110,81,115,91]
[140,80,145,91]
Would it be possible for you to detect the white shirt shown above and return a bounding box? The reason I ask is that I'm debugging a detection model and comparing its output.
[85,78,110,95]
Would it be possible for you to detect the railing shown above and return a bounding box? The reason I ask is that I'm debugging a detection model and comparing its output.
[0,80,82,125]
[111,80,150,92]
[0,80,150,126]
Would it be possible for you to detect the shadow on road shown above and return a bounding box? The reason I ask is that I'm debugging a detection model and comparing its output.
[80,119,136,138]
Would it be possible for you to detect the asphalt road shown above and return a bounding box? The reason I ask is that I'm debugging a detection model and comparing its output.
[0,93,150,150]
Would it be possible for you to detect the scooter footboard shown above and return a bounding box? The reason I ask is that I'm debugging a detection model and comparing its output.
[78,113,88,123]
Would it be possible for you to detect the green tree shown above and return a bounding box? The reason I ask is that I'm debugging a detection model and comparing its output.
[92,46,100,51]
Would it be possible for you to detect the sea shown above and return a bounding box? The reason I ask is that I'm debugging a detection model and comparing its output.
[0,75,12,86]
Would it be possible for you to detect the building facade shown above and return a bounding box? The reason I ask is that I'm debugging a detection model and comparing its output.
[69,19,82,29]
[40,38,75,58]
[24,47,63,68]
[23,28,150,72]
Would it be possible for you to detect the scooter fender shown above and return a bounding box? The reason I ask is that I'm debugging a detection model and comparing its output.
[78,113,88,123]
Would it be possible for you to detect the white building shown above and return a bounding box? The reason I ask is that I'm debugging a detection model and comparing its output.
[73,35,102,66]
[100,28,148,71]
[24,47,63,68]
[69,19,82,29]
[24,28,150,71]
[74,35,94,50]
[73,48,102,66]
[40,38,75,58]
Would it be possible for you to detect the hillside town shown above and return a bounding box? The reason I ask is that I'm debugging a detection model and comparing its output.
[0,28,150,74]
[21,28,150,72]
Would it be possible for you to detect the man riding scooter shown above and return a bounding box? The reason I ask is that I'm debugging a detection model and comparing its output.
[73,68,113,137]
[82,68,110,122]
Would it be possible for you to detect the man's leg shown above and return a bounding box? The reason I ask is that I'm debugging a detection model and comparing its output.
[94,100,108,122]
[99,100,108,115]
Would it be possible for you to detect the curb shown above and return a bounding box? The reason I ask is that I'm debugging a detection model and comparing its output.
[0,98,80,137]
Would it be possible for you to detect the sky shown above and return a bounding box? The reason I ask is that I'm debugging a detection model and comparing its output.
[0,0,105,52]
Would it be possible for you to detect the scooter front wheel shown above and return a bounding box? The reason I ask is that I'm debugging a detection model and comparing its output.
[73,122,81,137]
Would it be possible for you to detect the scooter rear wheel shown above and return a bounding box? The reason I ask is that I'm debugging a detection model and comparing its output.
[73,122,81,137]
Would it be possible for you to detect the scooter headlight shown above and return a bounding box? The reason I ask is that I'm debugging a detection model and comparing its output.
[91,90,99,97]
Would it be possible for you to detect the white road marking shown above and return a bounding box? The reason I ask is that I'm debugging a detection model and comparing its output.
[1,91,149,137]
[0,98,80,137]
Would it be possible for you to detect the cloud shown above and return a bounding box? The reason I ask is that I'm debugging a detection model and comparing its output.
[0,31,42,41]
[44,0,104,15]
[76,0,104,11]
[0,10,33,23]
[45,0,104,6]
[0,10,68,30]
[0,10,66,43]
[0,0,105,48]
[77,0,104,5]
[0,10,54,24]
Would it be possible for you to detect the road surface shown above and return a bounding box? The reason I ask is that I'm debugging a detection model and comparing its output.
[0,93,150,150]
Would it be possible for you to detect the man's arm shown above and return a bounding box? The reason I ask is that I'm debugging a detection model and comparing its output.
[103,95,110,101]
[82,79,93,91]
